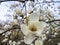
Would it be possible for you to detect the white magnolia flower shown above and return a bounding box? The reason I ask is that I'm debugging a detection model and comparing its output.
[13,41,16,45]
[21,22,47,44]
[2,38,8,43]
[13,12,17,19]
[21,11,47,44]
[41,34,47,41]
[4,25,12,30]
[11,19,19,25]
[35,39,43,45]
[22,10,25,16]
[15,8,23,16]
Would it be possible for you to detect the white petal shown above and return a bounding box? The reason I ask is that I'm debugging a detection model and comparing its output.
[20,24,30,35]
[30,43,34,45]
[4,25,12,30]
[15,8,22,16]
[2,38,8,42]
[35,40,43,45]
[29,12,40,23]
[13,19,19,25]
[27,7,33,14]
[24,33,36,44]
[34,22,47,36]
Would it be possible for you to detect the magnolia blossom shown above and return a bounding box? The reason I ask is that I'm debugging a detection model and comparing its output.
[21,21,47,44]
[35,39,43,45]
[11,19,19,25]
[4,24,12,30]
[13,12,17,19]
[15,8,23,16]
[2,38,8,43]
[15,8,22,14]
[21,11,47,44]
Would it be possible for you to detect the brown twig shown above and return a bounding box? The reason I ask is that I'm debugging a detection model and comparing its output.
[39,19,60,23]
[0,25,21,36]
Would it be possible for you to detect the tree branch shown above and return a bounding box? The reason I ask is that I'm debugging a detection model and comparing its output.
[39,19,60,23]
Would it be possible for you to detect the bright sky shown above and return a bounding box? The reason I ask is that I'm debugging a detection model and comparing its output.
[0,4,9,21]
[0,0,60,22]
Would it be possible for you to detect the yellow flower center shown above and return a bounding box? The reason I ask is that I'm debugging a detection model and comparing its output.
[28,23,37,32]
